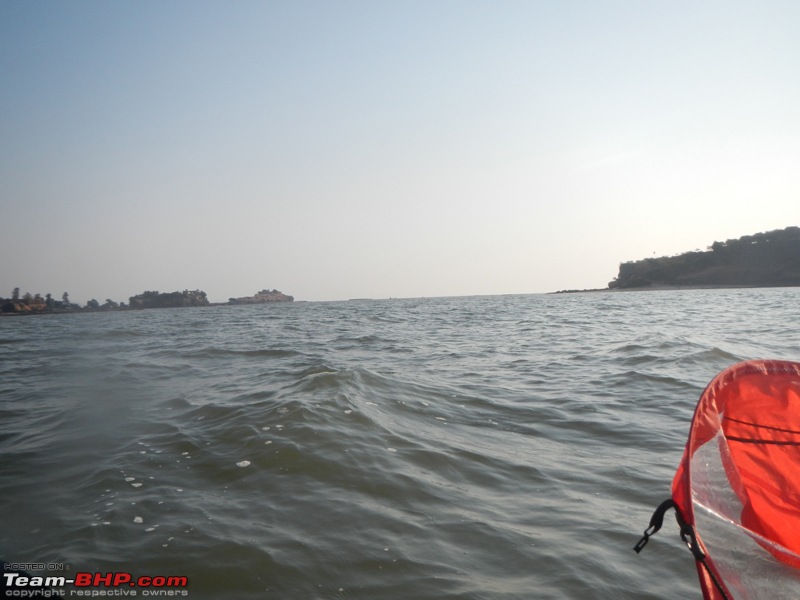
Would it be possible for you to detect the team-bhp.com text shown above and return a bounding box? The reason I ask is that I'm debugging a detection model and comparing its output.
[4,572,189,597]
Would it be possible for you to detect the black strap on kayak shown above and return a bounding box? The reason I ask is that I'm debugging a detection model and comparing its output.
[633,498,675,553]
[634,499,732,600]
[674,507,732,600]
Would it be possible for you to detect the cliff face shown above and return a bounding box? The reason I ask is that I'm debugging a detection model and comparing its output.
[609,227,800,289]
[229,289,294,304]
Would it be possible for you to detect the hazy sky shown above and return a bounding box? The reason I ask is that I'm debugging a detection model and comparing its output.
[2,1,798,303]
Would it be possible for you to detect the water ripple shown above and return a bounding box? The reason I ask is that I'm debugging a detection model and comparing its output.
[1,289,798,599]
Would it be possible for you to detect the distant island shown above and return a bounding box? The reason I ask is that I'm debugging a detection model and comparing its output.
[228,289,294,304]
[128,289,211,309]
[0,287,293,315]
[608,226,800,290]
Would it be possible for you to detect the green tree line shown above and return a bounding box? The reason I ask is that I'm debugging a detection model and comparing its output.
[0,289,125,314]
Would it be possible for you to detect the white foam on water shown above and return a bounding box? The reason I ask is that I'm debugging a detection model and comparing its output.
[133,516,143,524]
[236,460,251,467]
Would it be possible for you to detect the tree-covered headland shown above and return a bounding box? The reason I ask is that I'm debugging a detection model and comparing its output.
[609,226,800,289]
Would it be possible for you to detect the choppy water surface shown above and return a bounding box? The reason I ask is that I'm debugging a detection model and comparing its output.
[2,289,799,599]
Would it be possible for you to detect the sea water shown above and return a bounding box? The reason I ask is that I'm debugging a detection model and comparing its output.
[1,289,799,599]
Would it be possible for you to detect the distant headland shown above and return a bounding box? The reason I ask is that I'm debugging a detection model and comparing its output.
[556,226,800,293]
[0,288,293,315]
[608,226,800,290]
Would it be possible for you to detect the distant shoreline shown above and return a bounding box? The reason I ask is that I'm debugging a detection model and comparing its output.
[551,283,799,294]
[0,301,299,317]
[3,284,798,316]
[1,288,293,316]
